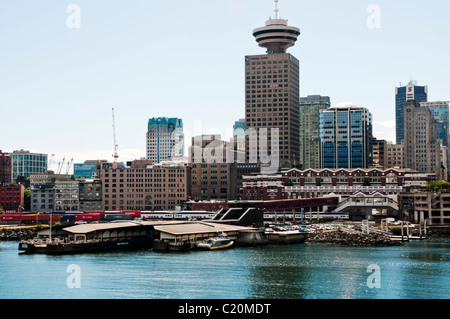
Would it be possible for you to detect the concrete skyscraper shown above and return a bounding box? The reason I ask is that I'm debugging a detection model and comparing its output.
[403,100,443,180]
[421,101,450,177]
[245,0,301,169]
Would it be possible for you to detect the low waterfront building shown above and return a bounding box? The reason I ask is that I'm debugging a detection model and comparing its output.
[243,168,427,201]
[154,222,247,245]
[399,192,450,225]
[20,220,254,254]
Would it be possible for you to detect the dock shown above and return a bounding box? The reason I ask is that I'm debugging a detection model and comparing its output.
[18,220,262,254]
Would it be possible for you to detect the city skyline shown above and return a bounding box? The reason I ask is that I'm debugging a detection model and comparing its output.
[2,1,450,171]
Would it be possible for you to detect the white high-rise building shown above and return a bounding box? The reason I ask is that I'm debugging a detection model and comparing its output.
[146,117,184,163]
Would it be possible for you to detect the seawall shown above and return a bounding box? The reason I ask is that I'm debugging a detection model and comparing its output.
[0,226,44,241]
[305,230,403,247]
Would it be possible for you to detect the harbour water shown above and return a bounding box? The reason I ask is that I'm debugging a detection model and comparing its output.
[0,239,449,299]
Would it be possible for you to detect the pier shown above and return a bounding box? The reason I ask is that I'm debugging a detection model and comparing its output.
[18,220,261,254]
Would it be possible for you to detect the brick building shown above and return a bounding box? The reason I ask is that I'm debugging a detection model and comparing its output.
[0,185,25,212]
[0,151,11,184]
[100,161,190,211]
[243,168,427,201]
[189,135,238,201]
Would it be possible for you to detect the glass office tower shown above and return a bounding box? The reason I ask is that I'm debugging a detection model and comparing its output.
[299,95,331,169]
[420,101,450,147]
[320,105,373,169]
[395,83,428,144]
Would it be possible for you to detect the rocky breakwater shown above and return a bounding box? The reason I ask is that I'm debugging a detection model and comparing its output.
[0,227,39,241]
[305,229,402,247]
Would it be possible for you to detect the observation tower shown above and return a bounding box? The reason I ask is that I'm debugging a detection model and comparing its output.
[252,0,301,54]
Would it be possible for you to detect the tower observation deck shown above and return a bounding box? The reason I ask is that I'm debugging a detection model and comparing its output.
[252,1,300,54]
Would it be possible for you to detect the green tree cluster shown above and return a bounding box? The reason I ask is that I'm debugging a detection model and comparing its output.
[426,181,450,192]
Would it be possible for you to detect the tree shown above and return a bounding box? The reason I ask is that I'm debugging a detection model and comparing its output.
[427,181,450,192]
[24,189,31,212]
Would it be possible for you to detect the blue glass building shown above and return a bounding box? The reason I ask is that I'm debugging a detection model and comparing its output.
[395,83,428,144]
[74,162,98,178]
[11,150,48,181]
[420,101,450,148]
[320,105,373,169]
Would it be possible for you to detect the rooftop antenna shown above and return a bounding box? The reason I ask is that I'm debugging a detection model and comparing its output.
[112,108,119,166]
[274,0,279,19]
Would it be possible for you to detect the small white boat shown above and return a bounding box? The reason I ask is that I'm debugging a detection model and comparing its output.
[197,234,234,251]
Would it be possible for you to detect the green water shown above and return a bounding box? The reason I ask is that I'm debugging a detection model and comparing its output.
[0,239,449,299]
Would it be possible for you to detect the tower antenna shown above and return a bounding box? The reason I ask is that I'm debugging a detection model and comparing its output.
[274,0,279,19]
[112,108,119,165]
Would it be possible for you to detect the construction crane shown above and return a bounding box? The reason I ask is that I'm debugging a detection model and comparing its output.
[65,158,73,175]
[57,157,65,174]
[112,108,119,164]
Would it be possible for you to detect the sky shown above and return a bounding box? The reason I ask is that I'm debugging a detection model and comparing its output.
[1,0,449,173]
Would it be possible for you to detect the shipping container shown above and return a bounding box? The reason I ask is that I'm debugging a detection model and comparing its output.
[84,211,105,216]
[75,214,100,222]
[60,214,76,223]
[106,214,131,221]
[105,211,120,215]
[120,211,141,218]
[21,214,38,221]
[0,215,21,222]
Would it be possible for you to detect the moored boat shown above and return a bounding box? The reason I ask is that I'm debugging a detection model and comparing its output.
[197,234,234,251]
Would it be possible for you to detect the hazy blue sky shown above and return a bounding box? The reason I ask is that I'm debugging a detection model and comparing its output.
[1,0,449,171]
